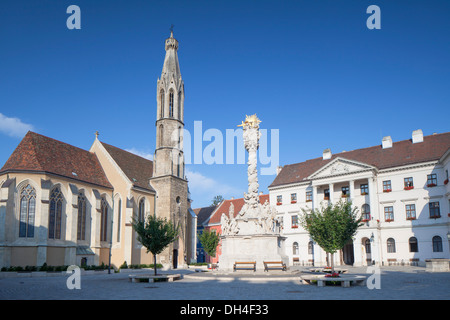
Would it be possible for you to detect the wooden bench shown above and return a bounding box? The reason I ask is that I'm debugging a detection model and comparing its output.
[263,261,287,272]
[233,261,256,272]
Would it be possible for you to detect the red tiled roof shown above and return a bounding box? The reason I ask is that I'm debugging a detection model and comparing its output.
[206,194,270,225]
[0,131,112,189]
[270,132,450,188]
[100,141,155,192]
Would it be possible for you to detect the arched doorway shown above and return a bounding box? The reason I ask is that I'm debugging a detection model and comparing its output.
[362,237,372,266]
[172,249,178,269]
[343,240,354,265]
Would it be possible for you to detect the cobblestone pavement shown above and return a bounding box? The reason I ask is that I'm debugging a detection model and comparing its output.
[0,266,449,300]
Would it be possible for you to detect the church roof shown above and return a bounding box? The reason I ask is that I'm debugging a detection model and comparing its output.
[270,131,450,188]
[206,194,270,225]
[0,131,113,189]
[193,205,218,226]
[100,141,155,193]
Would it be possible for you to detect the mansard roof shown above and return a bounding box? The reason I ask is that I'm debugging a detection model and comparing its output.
[99,141,155,193]
[0,131,112,189]
[270,131,450,188]
[206,194,270,225]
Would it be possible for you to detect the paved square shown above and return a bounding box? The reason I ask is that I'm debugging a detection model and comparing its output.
[0,266,448,301]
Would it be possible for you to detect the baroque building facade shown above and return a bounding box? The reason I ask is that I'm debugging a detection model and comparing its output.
[0,32,196,269]
[269,130,450,267]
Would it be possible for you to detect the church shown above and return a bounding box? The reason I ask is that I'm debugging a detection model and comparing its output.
[0,31,196,270]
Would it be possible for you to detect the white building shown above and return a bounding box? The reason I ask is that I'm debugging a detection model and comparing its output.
[268,130,450,267]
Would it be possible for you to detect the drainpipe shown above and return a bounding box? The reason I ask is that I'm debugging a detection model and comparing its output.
[108,189,114,274]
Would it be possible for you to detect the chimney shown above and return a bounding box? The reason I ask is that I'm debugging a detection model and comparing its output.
[382,136,392,149]
[276,166,283,175]
[412,129,423,144]
[323,148,332,160]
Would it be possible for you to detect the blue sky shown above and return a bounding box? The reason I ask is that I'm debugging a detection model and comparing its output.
[0,0,449,208]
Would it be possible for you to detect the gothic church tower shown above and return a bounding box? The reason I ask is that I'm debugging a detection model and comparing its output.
[150,31,188,269]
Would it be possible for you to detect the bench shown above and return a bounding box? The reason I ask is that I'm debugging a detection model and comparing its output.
[301,274,366,287]
[129,274,182,283]
[233,262,256,272]
[263,261,287,272]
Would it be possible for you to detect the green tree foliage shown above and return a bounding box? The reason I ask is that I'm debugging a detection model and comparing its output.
[300,200,363,272]
[131,215,179,275]
[211,195,224,207]
[198,230,221,258]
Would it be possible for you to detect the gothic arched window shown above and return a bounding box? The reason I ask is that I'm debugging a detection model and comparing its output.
[160,89,165,118]
[100,197,108,242]
[178,91,182,120]
[77,192,87,241]
[48,186,64,239]
[169,90,174,117]
[138,198,145,222]
[159,124,164,147]
[19,184,36,238]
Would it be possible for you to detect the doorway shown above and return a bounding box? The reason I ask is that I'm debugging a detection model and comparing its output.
[363,238,372,265]
[343,240,354,265]
[172,249,178,269]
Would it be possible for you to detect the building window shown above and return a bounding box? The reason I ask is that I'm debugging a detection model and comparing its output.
[291,215,299,229]
[384,206,394,222]
[432,236,443,252]
[293,242,299,255]
[409,237,418,253]
[276,195,282,205]
[383,180,392,192]
[365,238,371,254]
[324,189,330,201]
[404,177,414,190]
[361,204,371,222]
[19,184,36,238]
[429,202,440,219]
[427,174,437,187]
[117,199,122,243]
[360,184,368,195]
[77,192,87,241]
[306,191,312,202]
[405,204,416,220]
[387,238,396,253]
[100,197,108,242]
[160,89,165,118]
[138,198,145,222]
[291,193,297,203]
[169,90,174,117]
[308,241,314,255]
[48,186,63,239]
[341,186,349,198]
[178,91,182,120]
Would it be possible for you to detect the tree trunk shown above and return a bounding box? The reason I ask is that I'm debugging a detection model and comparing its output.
[330,253,335,273]
[153,254,157,276]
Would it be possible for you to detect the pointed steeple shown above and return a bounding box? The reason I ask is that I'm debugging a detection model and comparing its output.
[160,30,182,88]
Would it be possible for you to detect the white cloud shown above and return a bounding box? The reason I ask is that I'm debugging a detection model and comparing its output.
[125,148,153,160]
[0,113,34,138]
[185,168,241,206]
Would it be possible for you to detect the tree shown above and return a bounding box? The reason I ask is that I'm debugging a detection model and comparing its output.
[211,195,224,207]
[300,200,363,273]
[198,230,221,260]
[131,215,179,276]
